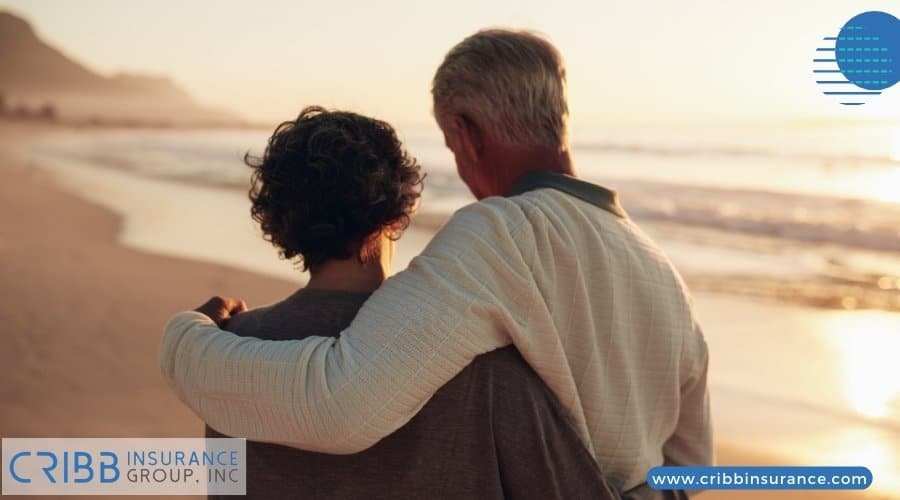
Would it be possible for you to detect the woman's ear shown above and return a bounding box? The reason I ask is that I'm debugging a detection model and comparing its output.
[451,114,485,163]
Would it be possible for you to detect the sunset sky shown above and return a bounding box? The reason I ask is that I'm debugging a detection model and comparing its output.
[2,0,900,129]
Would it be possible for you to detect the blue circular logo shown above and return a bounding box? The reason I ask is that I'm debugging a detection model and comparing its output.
[835,11,900,91]
[814,11,900,106]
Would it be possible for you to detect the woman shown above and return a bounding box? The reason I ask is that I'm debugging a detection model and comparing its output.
[206,106,614,499]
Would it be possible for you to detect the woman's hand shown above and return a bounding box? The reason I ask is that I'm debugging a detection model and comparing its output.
[194,296,247,327]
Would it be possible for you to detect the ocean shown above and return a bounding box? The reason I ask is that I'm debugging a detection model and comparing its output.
[25,124,900,495]
[31,123,900,312]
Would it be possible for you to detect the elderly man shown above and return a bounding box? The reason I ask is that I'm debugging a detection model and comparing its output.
[161,29,713,495]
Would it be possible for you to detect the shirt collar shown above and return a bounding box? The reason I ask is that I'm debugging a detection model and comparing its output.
[506,170,628,219]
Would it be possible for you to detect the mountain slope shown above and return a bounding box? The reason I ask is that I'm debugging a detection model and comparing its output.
[0,11,241,125]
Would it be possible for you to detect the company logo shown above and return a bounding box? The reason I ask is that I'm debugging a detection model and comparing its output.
[2,438,246,496]
[814,11,899,106]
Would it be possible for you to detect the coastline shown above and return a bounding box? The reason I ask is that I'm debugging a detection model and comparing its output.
[0,123,889,499]
[0,122,297,439]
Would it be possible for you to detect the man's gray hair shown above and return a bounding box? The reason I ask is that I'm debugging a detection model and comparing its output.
[432,29,569,150]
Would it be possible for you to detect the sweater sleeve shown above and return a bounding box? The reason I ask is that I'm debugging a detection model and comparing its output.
[662,320,714,468]
[159,198,538,453]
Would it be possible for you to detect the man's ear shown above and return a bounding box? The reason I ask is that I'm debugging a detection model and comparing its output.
[451,114,485,163]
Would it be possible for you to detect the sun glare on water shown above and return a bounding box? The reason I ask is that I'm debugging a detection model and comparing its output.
[884,128,900,202]
[892,129,900,162]
[882,129,900,202]
[827,313,900,420]
[862,128,900,203]
[839,127,900,203]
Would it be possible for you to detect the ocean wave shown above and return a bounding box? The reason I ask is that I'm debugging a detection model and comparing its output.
[32,132,900,253]
[573,140,898,167]
[417,171,900,253]
[610,179,900,252]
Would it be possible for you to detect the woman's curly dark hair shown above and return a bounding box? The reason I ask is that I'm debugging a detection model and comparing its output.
[246,106,424,271]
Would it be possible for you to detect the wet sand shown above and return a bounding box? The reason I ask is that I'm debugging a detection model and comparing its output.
[0,123,295,439]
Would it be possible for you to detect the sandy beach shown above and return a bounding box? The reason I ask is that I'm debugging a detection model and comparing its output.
[0,123,890,499]
[0,123,297,438]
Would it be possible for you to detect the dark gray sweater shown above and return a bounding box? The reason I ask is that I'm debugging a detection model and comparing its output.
[206,287,617,499]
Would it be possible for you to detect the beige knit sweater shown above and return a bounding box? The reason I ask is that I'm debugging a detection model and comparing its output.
[160,187,712,491]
